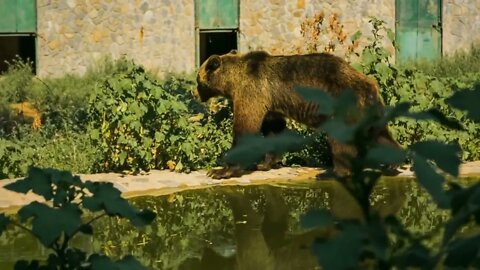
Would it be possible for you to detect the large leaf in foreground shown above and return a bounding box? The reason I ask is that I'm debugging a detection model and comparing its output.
[320,119,357,144]
[18,202,83,247]
[312,224,364,270]
[4,167,84,203]
[90,254,147,270]
[366,144,407,166]
[83,182,156,227]
[381,103,464,131]
[444,235,480,268]
[410,140,461,177]
[223,130,309,169]
[300,209,334,229]
[443,184,480,245]
[445,84,480,122]
[295,86,335,115]
[0,213,10,235]
[4,167,53,200]
[411,155,449,209]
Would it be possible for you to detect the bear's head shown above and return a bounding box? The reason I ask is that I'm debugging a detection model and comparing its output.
[196,50,238,102]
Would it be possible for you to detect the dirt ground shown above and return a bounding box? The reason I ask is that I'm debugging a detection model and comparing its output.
[1,161,480,211]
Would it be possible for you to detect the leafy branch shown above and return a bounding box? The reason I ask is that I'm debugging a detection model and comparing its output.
[0,167,156,269]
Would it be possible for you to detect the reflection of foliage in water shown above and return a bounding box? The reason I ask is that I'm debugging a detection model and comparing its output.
[92,188,234,269]
[87,179,448,269]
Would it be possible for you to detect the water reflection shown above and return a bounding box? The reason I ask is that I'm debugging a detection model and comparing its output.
[0,178,450,269]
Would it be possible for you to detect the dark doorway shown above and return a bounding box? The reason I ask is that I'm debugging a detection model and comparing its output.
[199,30,237,65]
[0,35,36,74]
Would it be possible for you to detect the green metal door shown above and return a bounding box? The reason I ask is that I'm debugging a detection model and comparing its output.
[396,0,442,62]
[0,0,36,33]
[196,0,239,29]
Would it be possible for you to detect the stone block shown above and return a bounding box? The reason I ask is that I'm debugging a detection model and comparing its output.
[48,40,60,50]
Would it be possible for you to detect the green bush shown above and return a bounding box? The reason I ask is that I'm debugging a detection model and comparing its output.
[0,57,232,178]
[0,56,34,104]
[0,57,131,178]
[0,124,100,179]
[87,58,231,173]
[352,18,480,161]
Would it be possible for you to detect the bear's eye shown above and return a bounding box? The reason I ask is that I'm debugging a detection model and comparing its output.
[206,56,221,71]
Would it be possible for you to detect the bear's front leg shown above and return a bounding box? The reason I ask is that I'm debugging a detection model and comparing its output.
[207,102,267,179]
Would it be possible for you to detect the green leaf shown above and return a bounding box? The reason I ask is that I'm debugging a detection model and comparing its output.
[135,210,157,226]
[14,260,40,269]
[365,218,389,260]
[83,182,156,227]
[408,108,464,131]
[411,155,449,208]
[362,49,376,65]
[383,102,412,122]
[443,184,480,244]
[333,89,359,118]
[320,119,356,144]
[223,131,309,169]
[90,254,148,270]
[443,210,470,246]
[444,236,480,268]
[18,202,83,247]
[445,84,480,122]
[351,30,362,42]
[312,224,364,270]
[410,141,461,177]
[366,144,407,166]
[4,177,34,194]
[300,209,334,229]
[0,213,11,235]
[79,224,94,235]
[90,129,100,140]
[5,167,53,200]
[295,86,335,115]
[386,28,395,42]
[396,243,432,269]
[119,152,127,164]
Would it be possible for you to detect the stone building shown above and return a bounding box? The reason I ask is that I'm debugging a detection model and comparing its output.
[0,0,479,77]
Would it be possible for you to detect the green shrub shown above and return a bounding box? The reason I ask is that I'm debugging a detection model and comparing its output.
[0,124,100,179]
[87,58,231,173]
[0,56,34,104]
[352,18,480,161]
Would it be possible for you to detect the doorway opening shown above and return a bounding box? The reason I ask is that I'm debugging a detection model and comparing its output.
[199,30,237,65]
[0,35,36,74]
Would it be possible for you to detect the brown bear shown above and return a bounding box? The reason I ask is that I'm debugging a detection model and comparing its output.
[196,50,400,179]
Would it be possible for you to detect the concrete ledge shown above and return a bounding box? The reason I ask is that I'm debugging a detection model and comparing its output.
[1,161,479,211]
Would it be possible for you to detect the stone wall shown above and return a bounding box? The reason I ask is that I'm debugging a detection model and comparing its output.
[238,0,396,56]
[33,0,480,77]
[36,0,195,77]
[442,0,480,55]
[239,0,480,58]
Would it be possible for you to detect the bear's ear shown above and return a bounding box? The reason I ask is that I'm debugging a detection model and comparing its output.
[229,49,237,55]
[206,55,221,71]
